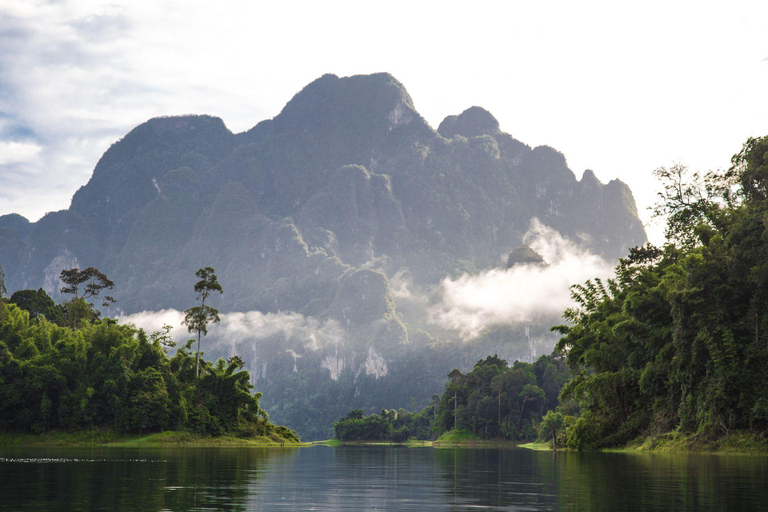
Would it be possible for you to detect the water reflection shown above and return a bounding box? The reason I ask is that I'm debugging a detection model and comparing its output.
[433,448,768,511]
[0,446,297,511]
[549,451,768,511]
[1,445,767,511]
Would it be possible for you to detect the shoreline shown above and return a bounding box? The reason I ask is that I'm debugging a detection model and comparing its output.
[0,430,306,448]
[519,431,768,455]
[6,430,767,454]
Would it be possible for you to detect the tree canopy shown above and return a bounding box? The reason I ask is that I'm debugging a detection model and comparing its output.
[554,136,768,449]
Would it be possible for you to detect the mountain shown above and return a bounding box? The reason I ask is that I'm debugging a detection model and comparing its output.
[0,73,646,438]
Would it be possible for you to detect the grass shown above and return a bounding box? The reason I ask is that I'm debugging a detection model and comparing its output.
[432,430,517,448]
[0,429,306,448]
[516,430,768,454]
[608,430,768,455]
[519,441,556,451]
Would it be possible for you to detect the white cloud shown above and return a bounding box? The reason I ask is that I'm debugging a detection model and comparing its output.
[0,141,42,165]
[117,308,185,340]
[118,308,346,352]
[428,219,615,339]
[218,311,346,351]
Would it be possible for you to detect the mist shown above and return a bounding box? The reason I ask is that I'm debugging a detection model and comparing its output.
[428,219,615,340]
[118,309,346,354]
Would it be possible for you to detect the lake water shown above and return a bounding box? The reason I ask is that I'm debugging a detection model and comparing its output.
[1,445,766,511]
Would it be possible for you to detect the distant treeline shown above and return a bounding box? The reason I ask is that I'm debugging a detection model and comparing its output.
[0,287,297,441]
[334,353,569,442]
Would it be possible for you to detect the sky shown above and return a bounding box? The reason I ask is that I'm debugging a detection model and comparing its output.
[1,1,768,244]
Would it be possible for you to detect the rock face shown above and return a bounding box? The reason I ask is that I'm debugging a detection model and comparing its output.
[506,245,547,268]
[0,73,646,439]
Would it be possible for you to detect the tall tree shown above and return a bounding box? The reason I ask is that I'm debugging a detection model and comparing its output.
[59,267,116,327]
[60,267,116,307]
[0,265,6,299]
[183,267,223,377]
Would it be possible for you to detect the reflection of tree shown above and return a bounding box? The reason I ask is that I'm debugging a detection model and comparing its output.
[0,446,295,511]
[539,451,768,511]
[6,446,767,510]
[433,448,560,510]
[432,448,768,511]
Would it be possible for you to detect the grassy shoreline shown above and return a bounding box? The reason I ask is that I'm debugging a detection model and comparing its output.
[11,429,766,454]
[607,431,768,455]
[0,429,306,448]
[517,431,768,455]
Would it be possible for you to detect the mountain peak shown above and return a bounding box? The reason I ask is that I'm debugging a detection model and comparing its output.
[580,169,601,187]
[438,106,500,138]
[274,72,420,132]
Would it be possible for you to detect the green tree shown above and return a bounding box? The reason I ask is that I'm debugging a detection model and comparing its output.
[0,265,6,298]
[59,267,116,327]
[60,267,116,307]
[183,267,223,378]
[539,410,564,450]
[10,289,64,324]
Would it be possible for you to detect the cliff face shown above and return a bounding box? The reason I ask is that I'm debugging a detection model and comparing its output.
[0,73,646,438]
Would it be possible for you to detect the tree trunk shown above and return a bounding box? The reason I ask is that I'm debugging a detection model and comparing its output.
[196,331,201,377]
[552,429,557,452]
[498,389,501,437]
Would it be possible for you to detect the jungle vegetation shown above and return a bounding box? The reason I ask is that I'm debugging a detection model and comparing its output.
[0,267,298,442]
[333,353,569,442]
[554,136,768,449]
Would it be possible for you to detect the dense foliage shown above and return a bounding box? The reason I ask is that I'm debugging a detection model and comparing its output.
[555,137,768,449]
[0,298,298,441]
[334,353,569,442]
[333,406,435,442]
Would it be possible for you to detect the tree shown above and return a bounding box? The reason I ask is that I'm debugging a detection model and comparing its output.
[10,288,64,325]
[0,265,6,299]
[60,267,116,307]
[539,410,564,451]
[59,267,116,327]
[183,267,223,378]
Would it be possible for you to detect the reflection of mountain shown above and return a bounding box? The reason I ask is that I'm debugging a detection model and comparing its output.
[0,73,645,439]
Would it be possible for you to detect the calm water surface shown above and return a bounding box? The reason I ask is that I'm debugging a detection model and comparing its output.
[0,445,766,511]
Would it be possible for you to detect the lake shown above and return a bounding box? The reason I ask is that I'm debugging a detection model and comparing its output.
[1,445,766,511]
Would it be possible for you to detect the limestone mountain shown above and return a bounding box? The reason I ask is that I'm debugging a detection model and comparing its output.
[0,72,646,438]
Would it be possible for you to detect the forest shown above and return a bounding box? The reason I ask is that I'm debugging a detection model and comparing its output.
[333,353,569,443]
[0,268,298,442]
[554,136,768,449]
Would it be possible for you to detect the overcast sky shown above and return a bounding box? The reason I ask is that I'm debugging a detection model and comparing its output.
[1,0,768,244]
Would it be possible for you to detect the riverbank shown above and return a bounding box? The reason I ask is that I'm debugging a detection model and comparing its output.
[610,431,768,454]
[311,439,432,447]
[313,430,519,449]
[0,429,305,448]
[518,431,768,454]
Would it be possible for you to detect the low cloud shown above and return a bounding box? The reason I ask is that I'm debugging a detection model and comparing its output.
[117,308,185,340]
[428,219,615,339]
[218,311,346,351]
[119,308,346,353]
